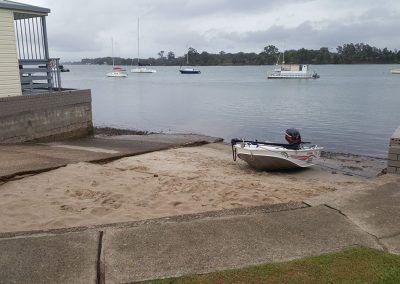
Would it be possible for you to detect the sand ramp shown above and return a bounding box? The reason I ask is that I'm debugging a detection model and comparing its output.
[0,144,393,233]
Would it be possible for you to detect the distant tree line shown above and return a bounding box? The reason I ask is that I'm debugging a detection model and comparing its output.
[78,43,400,66]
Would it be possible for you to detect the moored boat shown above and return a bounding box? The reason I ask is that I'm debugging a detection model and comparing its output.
[390,69,400,74]
[131,67,157,73]
[267,51,319,79]
[179,68,201,74]
[179,47,201,74]
[268,64,319,79]
[231,129,323,170]
[107,67,128,77]
[130,18,157,74]
[107,38,128,78]
[59,65,70,72]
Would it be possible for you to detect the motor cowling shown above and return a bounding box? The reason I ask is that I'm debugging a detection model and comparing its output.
[285,128,301,145]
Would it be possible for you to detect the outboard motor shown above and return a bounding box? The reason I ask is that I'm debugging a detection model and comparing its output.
[285,128,301,146]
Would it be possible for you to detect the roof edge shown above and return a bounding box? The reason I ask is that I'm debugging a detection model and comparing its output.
[0,1,50,14]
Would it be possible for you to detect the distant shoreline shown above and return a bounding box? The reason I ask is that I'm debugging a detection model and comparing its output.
[67,43,400,66]
[64,62,400,66]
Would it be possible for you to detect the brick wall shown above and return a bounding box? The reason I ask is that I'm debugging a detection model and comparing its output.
[388,127,400,174]
[0,89,93,143]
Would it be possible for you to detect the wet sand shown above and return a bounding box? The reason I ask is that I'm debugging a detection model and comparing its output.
[0,143,396,233]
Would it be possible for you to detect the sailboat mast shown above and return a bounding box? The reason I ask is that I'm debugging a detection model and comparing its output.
[137,18,140,66]
[275,53,280,65]
[112,37,114,67]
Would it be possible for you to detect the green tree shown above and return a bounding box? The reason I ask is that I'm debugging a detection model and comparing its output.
[261,45,280,64]
[167,51,175,60]
[78,43,400,66]
[158,50,165,59]
[316,47,331,64]
[187,47,199,64]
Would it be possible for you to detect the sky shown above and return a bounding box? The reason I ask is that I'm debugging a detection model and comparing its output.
[22,0,400,61]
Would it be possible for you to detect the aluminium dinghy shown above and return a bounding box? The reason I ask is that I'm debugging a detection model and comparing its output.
[231,129,323,171]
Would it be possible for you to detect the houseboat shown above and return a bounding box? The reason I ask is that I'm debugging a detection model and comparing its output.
[268,64,319,79]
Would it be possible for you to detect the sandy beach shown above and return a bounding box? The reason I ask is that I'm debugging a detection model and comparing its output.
[0,143,396,233]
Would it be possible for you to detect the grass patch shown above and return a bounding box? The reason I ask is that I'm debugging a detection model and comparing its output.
[141,247,400,284]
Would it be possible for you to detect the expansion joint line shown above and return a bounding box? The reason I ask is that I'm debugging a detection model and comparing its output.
[323,204,347,217]
[322,204,389,252]
[0,166,63,184]
[97,230,105,284]
[301,201,312,208]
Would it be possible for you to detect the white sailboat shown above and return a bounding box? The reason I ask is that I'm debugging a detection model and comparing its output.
[131,18,156,74]
[107,38,128,77]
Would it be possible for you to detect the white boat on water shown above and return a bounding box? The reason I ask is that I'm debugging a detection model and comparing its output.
[268,64,320,79]
[107,38,128,78]
[107,67,128,77]
[131,18,156,74]
[390,69,400,74]
[231,129,323,170]
[267,52,319,79]
[131,67,156,73]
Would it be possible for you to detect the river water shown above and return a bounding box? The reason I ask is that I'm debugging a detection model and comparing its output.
[61,64,400,157]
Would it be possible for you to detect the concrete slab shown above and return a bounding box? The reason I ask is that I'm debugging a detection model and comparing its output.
[0,134,222,179]
[102,205,379,283]
[0,144,110,178]
[381,235,400,255]
[306,180,400,239]
[0,231,99,284]
[47,137,170,155]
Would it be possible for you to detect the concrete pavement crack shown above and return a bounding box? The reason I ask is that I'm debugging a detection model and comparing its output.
[322,204,389,252]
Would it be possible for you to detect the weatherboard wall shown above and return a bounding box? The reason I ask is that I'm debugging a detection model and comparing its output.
[388,127,400,174]
[0,89,93,143]
[0,9,21,97]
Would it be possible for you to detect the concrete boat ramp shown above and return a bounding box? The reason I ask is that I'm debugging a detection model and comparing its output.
[0,134,399,283]
[0,134,222,180]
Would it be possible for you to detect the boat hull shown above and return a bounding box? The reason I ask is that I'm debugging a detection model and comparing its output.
[179,69,201,74]
[106,72,128,77]
[390,69,400,74]
[131,68,156,73]
[237,153,310,170]
[267,75,316,79]
[234,144,322,171]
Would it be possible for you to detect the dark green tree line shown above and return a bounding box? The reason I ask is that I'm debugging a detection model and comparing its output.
[79,43,400,66]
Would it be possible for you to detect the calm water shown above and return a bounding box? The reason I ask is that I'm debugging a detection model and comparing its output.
[61,64,400,157]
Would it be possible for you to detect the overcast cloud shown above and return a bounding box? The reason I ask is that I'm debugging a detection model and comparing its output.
[24,0,400,61]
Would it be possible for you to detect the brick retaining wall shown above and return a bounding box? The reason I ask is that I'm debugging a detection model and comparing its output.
[0,90,93,143]
[388,127,400,174]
